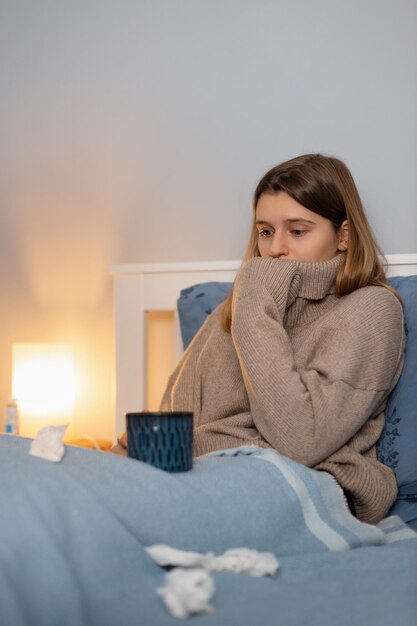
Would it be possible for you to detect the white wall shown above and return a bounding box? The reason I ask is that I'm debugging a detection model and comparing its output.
[0,0,416,438]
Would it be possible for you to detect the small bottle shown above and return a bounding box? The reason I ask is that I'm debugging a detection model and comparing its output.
[5,398,20,435]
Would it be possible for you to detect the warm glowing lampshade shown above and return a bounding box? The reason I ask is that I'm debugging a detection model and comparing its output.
[12,343,75,438]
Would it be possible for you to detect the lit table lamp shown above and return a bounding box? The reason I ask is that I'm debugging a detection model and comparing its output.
[12,343,75,439]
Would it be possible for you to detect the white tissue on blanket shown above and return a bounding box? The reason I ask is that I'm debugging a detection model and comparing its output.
[148,545,279,618]
[29,425,68,463]
[146,545,279,576]
[156,567,215,619]
[146,545,213,568]
[208,548,279,576]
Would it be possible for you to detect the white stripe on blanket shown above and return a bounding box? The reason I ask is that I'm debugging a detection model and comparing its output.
[207,447,417,550]
[207,446,350,551]
[377,515,417,543]
[253,449,351,551]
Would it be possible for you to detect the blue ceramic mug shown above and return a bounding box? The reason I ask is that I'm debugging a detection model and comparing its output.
[126,411,193,472]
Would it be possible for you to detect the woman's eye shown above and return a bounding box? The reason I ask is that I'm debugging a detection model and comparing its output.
[258,229,273,238]
[290,229,307,237]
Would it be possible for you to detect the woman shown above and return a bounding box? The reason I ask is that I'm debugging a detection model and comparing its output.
[115,154,404,525]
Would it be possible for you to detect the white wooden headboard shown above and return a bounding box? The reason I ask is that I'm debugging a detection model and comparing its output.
[110,254,417,440]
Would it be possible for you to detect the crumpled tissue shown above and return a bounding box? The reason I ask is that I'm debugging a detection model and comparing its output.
[29,425,68,463]
[146,545,279,618]
[146,545,279,577]
[156,567,215,619]
[207,547,279,576]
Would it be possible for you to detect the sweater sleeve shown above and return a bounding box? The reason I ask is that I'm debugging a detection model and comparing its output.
[231,257,404,467]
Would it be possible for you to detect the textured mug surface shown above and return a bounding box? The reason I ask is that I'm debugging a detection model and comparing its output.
[126,412,193,472]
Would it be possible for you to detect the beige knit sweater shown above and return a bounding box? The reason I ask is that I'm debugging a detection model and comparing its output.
[161,254,404,524]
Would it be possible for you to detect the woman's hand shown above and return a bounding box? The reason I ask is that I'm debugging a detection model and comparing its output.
[110,431,128,457]
[233,257,302,317]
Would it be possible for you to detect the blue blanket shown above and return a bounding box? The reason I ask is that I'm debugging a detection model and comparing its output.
[0,435,416,625]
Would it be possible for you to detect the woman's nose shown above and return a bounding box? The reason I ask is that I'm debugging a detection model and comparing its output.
[268,232,288,258]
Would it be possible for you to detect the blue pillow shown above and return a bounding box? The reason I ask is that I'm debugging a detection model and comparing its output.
[177,282,232,349]
[378,276,417,523]
[177,276,417,523]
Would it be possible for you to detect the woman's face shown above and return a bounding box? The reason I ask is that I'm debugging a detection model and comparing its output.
[255,192,348,262]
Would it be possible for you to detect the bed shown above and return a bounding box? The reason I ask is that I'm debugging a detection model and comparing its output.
[1,254,417,625]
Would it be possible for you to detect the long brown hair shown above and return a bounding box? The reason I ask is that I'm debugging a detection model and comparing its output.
[222,153,398,332]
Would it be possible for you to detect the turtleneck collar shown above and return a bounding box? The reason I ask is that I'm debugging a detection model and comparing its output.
[284,252,345,328]
[287,252,345,299]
